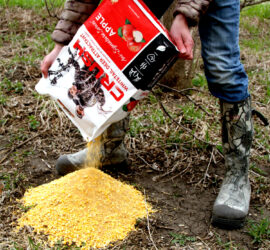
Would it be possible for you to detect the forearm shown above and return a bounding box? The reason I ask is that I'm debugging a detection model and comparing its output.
[174,0,212,26]
[52,0,100,45]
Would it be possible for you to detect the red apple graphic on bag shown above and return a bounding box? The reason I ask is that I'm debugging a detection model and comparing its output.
[127,41,142,52]
[118,19,145,52]
[122,24,134,41]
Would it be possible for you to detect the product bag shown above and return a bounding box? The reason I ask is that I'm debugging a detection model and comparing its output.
[36,0,178,141]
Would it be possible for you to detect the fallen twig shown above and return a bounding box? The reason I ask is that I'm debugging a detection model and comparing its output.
[165,161,192,182]
[0,131,46,165]
[157,83,207,94]
[0,29,8,33]
[203,147,215,185]
[137,154,151,167]
[41,159,52,169]
[152,163,178,182]
[44,0,58,19]
[249,169,268,180]
[157,83,211,115]
[144,190,158,250]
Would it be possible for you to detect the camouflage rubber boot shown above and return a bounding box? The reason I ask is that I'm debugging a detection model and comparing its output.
[56,116,129,176]
[212,96,253,229]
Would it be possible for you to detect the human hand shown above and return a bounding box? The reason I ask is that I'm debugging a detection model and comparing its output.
[40,43,64,78]
[170,14,194,60]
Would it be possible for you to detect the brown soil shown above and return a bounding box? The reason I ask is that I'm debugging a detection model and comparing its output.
[0,6,270,250]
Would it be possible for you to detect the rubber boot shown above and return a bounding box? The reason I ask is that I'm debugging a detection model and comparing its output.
[212,96,253,229]
[56,116,129,175]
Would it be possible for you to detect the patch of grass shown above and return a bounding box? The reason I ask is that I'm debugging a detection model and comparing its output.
[0,78,24,94]
[129,115,152,137]
[241,21,260,35]
[31,91,45,100]
[0,0,63,9]
[254,124,270,152]
[0,172,25,191]
[9,33,55,67]
[240,4,270,52]
[250,163,267,176]
[0,118,8,126]
[254,178,269,195]
[192,74,207,88]
[52,240,83,250]
[0,91,7,105]
[148,93,158,104]
[215,232,237,249]
[247,217,270,244]
[216,144,223,154]
[241,3,270,20]
[241,38,270,52]
[12,242,24,250]
[27,237,41,250]
[8,19,20,30]
[12,238,82,250]
[166,130,184,144]
[11,128,28,142]
[12,149,34,164]
[18,204,36,212]
[150,109,166,124]
[258,78,270,104]
[28,115,40,130]
[267,85,270,96]
[178,103,203,124]
[170,232,196,246]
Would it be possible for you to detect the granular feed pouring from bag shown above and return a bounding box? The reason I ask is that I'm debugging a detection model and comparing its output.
[86,135,103,169]
[17,167,154,249]
[36,0,179,141]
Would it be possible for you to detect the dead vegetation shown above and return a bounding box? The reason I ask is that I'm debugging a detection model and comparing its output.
[0,4,270,249]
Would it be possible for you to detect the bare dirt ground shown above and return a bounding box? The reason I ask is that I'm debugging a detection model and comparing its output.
[0,6,270,250]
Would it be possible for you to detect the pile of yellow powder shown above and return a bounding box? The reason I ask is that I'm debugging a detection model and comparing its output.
[17,138,153,249]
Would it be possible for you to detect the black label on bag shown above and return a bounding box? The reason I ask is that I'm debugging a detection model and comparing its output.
[123,33,178,90]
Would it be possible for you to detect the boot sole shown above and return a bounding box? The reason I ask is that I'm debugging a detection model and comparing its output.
[211,215,245,229]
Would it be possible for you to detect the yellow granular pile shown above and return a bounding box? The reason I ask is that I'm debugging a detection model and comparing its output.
[17,167,153,249]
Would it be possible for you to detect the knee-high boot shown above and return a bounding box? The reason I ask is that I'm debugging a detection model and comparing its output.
[212,96,253,229]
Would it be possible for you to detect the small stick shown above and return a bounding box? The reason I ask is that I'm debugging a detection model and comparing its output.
[44,0,57,19]
[182,92,211,116]
[0,132,45,165]
[249,170,268,180]
[157,83,206,94]
[137,155,151,167]
[144,190,158,250]
[152,164,178,182]
[157,83,211,115]
[0,29,8,33]
[203,147,215,185]
[41,159,52,169]
[163,161,192,183]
